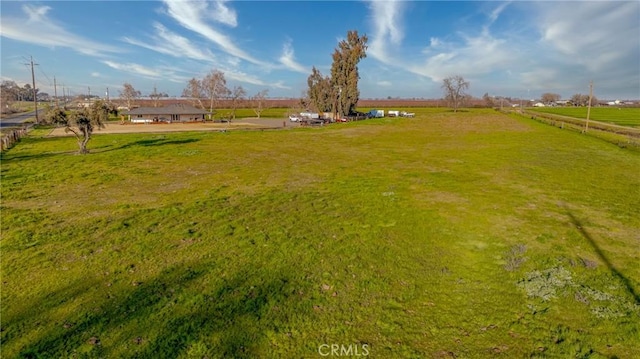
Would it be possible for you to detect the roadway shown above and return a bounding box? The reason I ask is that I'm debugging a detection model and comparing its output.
[0,111,37,128]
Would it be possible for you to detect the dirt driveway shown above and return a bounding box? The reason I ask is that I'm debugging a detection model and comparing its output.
[47,118,300,137]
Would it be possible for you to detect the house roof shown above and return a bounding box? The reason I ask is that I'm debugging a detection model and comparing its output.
[124,104,209,115]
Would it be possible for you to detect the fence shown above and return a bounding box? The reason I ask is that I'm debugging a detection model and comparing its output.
[504,109,640,151]
[1,127,30,151]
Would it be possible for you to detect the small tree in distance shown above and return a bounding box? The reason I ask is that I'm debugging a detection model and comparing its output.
[182,78,205,109]
[229,86,246,120]
[120,83,140,110]
[251,89,269,118]
[442,75,470,112]
[541,93,561,105]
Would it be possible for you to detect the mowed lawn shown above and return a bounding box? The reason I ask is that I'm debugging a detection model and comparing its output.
[2,109,639,358]
[530,107,640,128]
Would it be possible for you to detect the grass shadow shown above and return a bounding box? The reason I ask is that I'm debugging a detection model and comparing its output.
[563,207,640,304]
[96,137,201,153]
[6,260,298,358]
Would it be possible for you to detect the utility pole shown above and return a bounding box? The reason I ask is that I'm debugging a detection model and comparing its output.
[585,81,593,133]
[106,87,110,102]
[54,76,59,108]
[88,86,91,99]
[25,56,39,124]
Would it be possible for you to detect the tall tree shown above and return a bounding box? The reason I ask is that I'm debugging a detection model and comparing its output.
[307,67,333,113]
[251,89,269,118]
[441,75,470,112]
[120,83,140,110]
[203,70,229,118]
[1,81,19,113]
[330,30,368,116]
[229,86,246,120]
[182,78,205,109]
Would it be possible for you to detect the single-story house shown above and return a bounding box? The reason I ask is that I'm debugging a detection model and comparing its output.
[123,104,209,123]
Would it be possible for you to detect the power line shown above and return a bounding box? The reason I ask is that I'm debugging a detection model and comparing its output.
[37,66,52,86]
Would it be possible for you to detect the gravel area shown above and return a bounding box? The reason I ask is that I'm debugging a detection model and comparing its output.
[46,118,300,137]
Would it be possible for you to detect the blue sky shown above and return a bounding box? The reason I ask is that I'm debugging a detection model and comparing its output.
[1,1,639,100]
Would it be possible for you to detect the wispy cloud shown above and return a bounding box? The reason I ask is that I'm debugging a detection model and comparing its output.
[161,0,268,67]
[0,5,120,56]
[410,30,512,82]
[536,1,639,72]
[365,2,517,83]
[279,40,308,74]
[102,60,164,79]
[367,0,406,64]
[487,1,511,26]
[210,0,238,28]
[123,22,216,62]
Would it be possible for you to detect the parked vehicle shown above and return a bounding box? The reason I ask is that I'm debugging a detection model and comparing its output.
[289,114,301,122]
[300,111,320,119]
[368,109,384,118]
[388,110,400,117]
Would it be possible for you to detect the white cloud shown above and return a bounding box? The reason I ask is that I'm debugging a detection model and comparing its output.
[377,81,392,87]
[162,0,269,67]
[0,5,120,56]
[367,0,406,64]
[487,1,511,26]
[91,72,101,78]
[123,22,216,62]
[102,61,163,79]
[536,1,639,72]
[210,0,238,28]
[279,40,308,74]
[410,30,512,82]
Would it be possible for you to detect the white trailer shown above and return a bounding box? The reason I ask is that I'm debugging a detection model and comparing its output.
[368,109,384,118]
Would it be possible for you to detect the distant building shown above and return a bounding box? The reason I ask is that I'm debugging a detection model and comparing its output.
[123,104,209,123]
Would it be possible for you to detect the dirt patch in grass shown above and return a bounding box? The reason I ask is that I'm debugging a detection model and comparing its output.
[45,118,297,137]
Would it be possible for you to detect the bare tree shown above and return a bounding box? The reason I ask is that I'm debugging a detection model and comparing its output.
[541,93,561,105]
[119,83,140,110]
[182,78,205,109]
[203,70,229,119]
[149,85,161,107]
[571,93,598,107]
[442,75,470,112]
[229,86,246,120]
[251,89,269,118]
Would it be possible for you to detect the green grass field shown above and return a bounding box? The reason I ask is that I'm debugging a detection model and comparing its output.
[530,107,640,127]
[2,109,639,358]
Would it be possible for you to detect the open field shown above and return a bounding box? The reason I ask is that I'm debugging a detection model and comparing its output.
[2,109,639,358]
[530,107,640,127]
